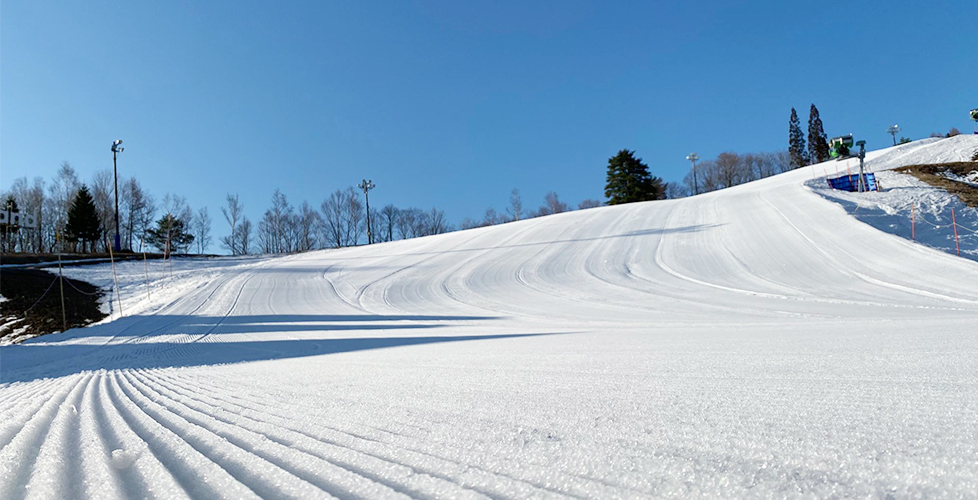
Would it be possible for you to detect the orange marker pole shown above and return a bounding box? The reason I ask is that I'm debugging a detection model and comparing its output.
[952,208,960,256]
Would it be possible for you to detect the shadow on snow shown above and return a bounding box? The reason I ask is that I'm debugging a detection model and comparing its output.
[0,313,541,383]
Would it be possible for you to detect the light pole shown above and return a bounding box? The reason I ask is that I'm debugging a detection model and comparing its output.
[111,139,124,251]
[887,124,900,146]
[686,153,700,195]
[358,179,375,244]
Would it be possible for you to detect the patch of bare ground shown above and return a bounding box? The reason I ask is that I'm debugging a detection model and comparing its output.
[895,160,978,208]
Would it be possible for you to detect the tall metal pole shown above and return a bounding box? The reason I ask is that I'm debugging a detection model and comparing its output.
[358,179,375,245]
[887,124,900,146]
[111,139,123,251]
[686,153,700,195]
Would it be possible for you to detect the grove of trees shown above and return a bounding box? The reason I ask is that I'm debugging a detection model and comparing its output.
[0,162,210,256]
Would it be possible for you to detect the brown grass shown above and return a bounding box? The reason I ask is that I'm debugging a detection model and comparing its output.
[895,161,978,208]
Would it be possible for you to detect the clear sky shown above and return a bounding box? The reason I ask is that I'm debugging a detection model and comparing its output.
[2,0,976,236]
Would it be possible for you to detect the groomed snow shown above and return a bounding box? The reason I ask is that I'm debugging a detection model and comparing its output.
[1,136,977,499]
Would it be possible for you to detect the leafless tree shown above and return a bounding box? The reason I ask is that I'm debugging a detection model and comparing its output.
[239,217,253,255]
[507,188,523,222]
[539,191,569,216]
[193,207,212,254]
[47,162,80,247]
[121,177,154,251]
[258,189,296,254]
[220,194,244,255]
[772,151,794,173]
[714,152,742,190]
[380,204,399,242]
[91,170,115,251]
[395,207,419,239]
[458,217,481,230]
[320,188,363,247]
[297,201,320,251]
[578,198,602,209]
[483,207,500,226]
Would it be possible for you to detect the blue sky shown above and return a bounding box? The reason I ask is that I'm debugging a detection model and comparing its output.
[2,0,976,237]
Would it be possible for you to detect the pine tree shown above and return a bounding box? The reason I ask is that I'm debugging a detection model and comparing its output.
[146,214,195,256]
[604,149,665,205]
[788,108,808,168]
[807,104,830,164]
[65,185,102,253]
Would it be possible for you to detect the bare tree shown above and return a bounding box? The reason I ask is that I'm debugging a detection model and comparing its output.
[91,170,115,251]
[380,204,399,242]
[297,201,320,251]
[459,217,481,230]
[772,150,794,173]
[395,207,420,239]
[422,207,450,235]
[483,207,500,226]
[664,182,688,200]
[259,189,296,253]
[121,177,154,251]
[714,152,742,190]
[507,188,523,222]
[193,207,212,254]
[578,198,602,209]
[47,162,80,246]
[320,188,363,247]
[220,194,243,255]
[540,191,569,216]
[239,217,252,255]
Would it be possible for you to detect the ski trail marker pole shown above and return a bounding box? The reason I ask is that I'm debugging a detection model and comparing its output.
[952,208,960,256]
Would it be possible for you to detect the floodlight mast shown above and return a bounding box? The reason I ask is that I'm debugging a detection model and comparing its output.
[111,139,124,251]
[686,153,700,195]
[887,124,900,146]
[358,179,376,244]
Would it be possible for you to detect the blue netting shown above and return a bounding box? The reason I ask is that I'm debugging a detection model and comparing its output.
[827,172,878,192]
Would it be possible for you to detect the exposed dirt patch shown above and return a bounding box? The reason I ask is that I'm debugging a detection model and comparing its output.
[0,268,106,344]
[895,161,978,208]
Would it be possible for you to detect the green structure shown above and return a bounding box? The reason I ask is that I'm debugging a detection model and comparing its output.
[829,134,854,159]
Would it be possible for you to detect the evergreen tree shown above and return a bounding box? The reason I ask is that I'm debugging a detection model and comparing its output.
[604,150,665,205]
[65,185,102,253]
[807,104,830,164]
[146,214,195,256]
[788,108,808,168]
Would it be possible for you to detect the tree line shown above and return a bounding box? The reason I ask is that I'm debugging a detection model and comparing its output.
[0,162,211,255]
[219,188,454,255]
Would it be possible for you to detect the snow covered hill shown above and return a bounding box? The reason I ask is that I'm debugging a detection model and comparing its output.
[2,136,977,499]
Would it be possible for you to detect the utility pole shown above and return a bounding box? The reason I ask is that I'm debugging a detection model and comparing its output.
[887,125,900,146]
[111,139,124,251]
[358,179,375,244]
[686,153,700,195]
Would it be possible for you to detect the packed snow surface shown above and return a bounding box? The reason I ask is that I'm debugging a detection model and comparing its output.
[2,136,978,499]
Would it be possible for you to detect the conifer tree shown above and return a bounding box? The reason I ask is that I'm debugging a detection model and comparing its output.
[788,108,808,168]
[807,104,830,164]
[604,149,665,205]
[147,214,195,256]
[65,185,102,253]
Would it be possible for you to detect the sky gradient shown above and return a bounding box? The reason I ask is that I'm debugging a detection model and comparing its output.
[2,0,976,240]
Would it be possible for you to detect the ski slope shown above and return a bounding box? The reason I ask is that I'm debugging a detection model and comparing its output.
[2,136,977,499]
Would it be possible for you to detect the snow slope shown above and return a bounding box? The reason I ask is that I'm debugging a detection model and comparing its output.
[1,136,977,499]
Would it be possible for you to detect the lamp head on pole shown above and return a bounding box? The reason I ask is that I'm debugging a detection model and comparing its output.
[112,139,124,153]
[686,153,699,163]
[358,179,375,192]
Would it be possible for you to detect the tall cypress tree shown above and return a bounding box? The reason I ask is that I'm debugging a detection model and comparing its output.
[788,108,808,168]
[604,149,665,205]
[65,185,102,253]
[807,104,830,164]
